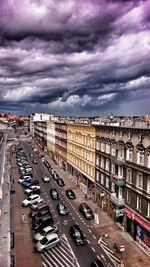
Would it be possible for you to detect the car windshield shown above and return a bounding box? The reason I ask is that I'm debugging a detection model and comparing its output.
[40,237,48,245]
[40,229,46,236]
[34,216,41,223]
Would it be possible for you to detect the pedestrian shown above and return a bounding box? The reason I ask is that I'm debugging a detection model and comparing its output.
[21,213,26,224]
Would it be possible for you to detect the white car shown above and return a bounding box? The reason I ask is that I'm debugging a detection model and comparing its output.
[30,199,45,210]
[42,176,50,183]
[25,185,40,195]
[41,158,45,163]
[35,233,60,252]
[22,194,41,207]
[18,176,32,184]
[33,225,58,243]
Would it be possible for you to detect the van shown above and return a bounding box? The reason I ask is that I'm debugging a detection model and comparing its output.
[31,214,54,233]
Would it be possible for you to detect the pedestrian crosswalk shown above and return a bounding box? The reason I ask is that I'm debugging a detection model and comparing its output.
[99,238,121,267]
[41,234,80,267]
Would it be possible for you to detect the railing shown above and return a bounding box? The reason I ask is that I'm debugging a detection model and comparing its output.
[110,193,125,206]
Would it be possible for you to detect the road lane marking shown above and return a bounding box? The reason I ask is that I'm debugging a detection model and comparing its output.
[93,235,96,239]
[92,247,95,252]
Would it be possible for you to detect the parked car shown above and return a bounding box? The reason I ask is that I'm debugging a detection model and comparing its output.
[30,153,34,158]
[41,158,45,163]
[30,199,45,210]
[65,189,76,199]
[50,188,60,200]
[35,233,60,253]
[18,176,32,184]
[42,176,50,183]
[25,186,41,196]
[57,202,69,215]
[31,214,54,233]
[79,203,94,220]
[24,179,39,188]
[56,178,65,187]
[69,224,86,246]
[29,203,49,218]
[90,260,105,267]
[24,185,40,195]
[22,194,41,207]
[32,209,52,223]
[33,225,58,243]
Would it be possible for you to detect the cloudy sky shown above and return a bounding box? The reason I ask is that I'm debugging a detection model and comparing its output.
[0,0,150,116]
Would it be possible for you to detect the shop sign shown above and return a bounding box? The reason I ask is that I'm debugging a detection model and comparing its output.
[124,208,150,232]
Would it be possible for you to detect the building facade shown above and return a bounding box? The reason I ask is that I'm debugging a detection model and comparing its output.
[95,125,150,254]
[30,113,50,137]
[55,122,67,171]
[34,121,47,150]
[47,121,56,160]
[67,124,96,196]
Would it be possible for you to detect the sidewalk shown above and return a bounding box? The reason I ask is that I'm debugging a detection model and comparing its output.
[42,152,150,267]
[10,148,41,267]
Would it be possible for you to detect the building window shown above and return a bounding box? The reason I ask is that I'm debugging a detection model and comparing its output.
[147,202,150,218]
[126,149,132,161]
[111,163,116,174]
[96,141,100,150]
[126,189,131,203]
[137,151,144,165]
[118,149,124,159]
[127,168,132,183]
[106,143,110,154]
[147,177,150,194]
[111,147,116,156]
[111,182,115,192]
[105,158,110,171]
[106,177,109,189]
[136,172,143,189]
[96,155,100,166]
[101,173,104,185]
[101,156,105,169]
[118,166,123,177]
[137,195,142,212]
[101,142,105,152]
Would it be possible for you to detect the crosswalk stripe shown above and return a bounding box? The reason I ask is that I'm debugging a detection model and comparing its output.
[42,254,55,267]
[55,243,74,261]
[54,246,75,267]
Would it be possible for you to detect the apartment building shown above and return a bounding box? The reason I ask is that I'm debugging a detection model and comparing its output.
[55,122,67,171]
[67,124,96,195]
[47,121,56,160]
[34,121,47,150]
[30,113,50,137]
[95,125,150,254]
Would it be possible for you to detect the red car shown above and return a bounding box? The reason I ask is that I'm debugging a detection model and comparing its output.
[29,203,49,218]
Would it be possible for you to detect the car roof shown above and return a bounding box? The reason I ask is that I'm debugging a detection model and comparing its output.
[30,194,39,198]
[42,226,55,232]
[46,233,58,240]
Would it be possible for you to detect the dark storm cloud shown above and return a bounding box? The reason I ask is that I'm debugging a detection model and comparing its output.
[0,0,150,115]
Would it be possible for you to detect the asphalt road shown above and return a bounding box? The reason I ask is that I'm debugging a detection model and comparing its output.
[15,140,120,267]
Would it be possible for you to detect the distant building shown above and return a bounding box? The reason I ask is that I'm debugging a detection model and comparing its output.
[30,113,50,137]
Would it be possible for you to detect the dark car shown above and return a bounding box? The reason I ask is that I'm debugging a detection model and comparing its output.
[31,214,54,233]
[66,189,76,199]
[90,259,105,267]
[57,202,69,215]
[56,178,65,187]
[32,209,52,223]
[69,224,86,246]
[27,187,41,196]
[50,188,60,200]
[79,203,94,220]
[24,179,39,188]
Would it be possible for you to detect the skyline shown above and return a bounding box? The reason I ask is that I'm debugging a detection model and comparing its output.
[0,0,150,116]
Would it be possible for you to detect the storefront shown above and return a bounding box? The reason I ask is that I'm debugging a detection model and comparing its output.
[124,208,150,254]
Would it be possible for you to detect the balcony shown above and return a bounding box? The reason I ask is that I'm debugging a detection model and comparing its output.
[111,175,125,186]
[110,193,125,207]
[111,156,125,165]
